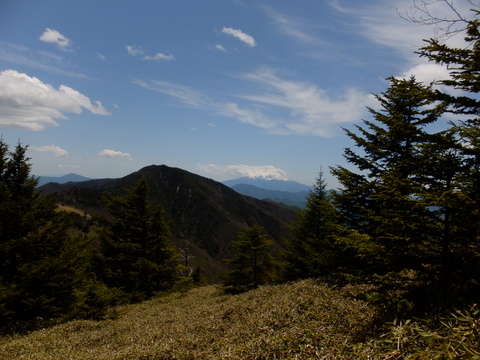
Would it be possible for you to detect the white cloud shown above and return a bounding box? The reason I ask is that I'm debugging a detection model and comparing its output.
[132,79,210,107]
[398,62,451,85]
[98,149,132,159]
[215,44,226,52]
[97,53,106,61]
[133,68,375,137]
[143,53,175,61]
[0,69,110,131]
[126,45,144,56]
[239,68,376,136]
[31,145,68,157]
[39,28,72,50]
[197,164,289,179]
[221,27,256,47]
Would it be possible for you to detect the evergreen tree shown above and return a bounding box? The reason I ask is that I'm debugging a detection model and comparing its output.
[98,177,178,301]
[418,15,480,291]
[284,170,338,280]
[224,224,275,290]
[0,140,92,327]
[330,77,449,294]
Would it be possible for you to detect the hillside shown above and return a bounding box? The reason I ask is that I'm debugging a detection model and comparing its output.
[39,165,297,281]
[0,280,377,359]
[1,280,478,359]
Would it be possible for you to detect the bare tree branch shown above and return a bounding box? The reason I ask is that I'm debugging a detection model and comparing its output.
[399,0,480,40]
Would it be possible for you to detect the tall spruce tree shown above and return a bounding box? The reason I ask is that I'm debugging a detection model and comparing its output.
[284,170,338,280]
[330,76,449,293]
[0,140,91,327]
[98,177,178,301]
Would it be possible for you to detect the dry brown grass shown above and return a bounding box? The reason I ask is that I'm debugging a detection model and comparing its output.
[0,280,377,359]
[56,204,91,219]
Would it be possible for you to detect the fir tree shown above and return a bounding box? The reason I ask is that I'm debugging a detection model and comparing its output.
[284,170,338,280]
[418,15,480,290]
[0,140,93,327]
[330,77,448,294]
[224,224,275,291]
[98,177,178,301]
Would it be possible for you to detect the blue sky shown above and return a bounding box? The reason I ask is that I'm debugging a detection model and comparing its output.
[0,0,473,187]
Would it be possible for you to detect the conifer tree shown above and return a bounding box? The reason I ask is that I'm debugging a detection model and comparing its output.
[0,140,91,327]
[284,170,338,280]
[224,224,274,290]
[98,177,178,301]
[330,77,448,289]
[417,14,480,288]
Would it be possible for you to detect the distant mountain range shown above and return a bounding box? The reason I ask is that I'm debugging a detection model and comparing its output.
[222,175,311,208]
[223,176,311,193]
[38,165,297,282]
[36,173,92,187]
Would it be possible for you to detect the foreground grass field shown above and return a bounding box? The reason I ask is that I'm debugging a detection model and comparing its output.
[0,279,478,359]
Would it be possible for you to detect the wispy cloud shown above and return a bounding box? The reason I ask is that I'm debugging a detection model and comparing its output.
[239,68,375,136]
[31,145,68,157]
[263,6,322,45]
[143,53,175,61]
[0,41,91,79]
[0,69,110,131]
[215,44,226,52]
[127,45,175,61]
[221,27,256,47]
[197,164,289,179]
[98,149,132,159]
[133,68,375,137]
[132,79,210,107]
[126,45,144,56]
[39,28,72,51]
[331,0,474,83]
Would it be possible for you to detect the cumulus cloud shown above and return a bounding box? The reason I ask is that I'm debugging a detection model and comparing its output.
[0,69,110,131]
[39,28,72,50]
[143,53,175,61]
[198,164,289,179]
[222,27,256,47]
[31,145,68,157]
[98,149,132,159]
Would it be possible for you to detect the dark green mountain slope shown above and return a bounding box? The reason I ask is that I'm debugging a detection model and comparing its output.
[40,165,296,280]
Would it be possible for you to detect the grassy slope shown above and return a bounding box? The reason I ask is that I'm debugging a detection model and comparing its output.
[3,280,477,359]
[0,280,377,360]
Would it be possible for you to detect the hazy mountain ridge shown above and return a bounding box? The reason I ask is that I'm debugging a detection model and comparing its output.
[228,183,309,209]
[36,173,92,187]
[222,176,311,193]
